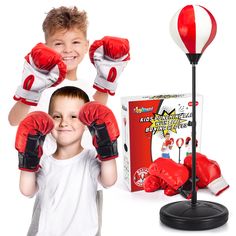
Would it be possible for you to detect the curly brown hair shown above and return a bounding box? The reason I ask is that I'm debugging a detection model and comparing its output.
[42,6,88,40]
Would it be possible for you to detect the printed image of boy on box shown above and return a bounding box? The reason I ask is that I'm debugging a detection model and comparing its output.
[161,132,174,158]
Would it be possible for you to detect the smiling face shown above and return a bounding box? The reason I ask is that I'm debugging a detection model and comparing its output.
[50,95,86,148]
[46,28,89,77]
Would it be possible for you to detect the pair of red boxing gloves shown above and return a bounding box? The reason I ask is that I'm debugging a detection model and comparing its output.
[143,154,229,198]
[14,35,129,170]
[15,102,120,172]
[13,36,130,106]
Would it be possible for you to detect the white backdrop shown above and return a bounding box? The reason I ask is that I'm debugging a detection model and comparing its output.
[0,0,235,235]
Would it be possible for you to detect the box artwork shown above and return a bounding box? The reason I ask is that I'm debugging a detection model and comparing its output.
[121,94,203,192]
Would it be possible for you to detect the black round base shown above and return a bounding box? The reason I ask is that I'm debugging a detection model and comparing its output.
[160,200,228,230]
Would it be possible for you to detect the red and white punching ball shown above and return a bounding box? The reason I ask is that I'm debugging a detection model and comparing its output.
[170,5,217,64]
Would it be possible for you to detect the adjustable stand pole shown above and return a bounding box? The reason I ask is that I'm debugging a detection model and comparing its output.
[159,60,229,230]
[191,63,197,205]
[178,147,181,164]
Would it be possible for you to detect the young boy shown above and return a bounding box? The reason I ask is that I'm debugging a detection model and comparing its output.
[16,86,119,236]
[161,132,174,158]
[8,6,130,126]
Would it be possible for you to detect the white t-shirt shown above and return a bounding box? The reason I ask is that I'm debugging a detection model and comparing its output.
[161,142,172,154]
[27,148,101,236]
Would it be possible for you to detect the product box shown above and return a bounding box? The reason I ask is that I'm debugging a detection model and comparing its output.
[121,94,203,192]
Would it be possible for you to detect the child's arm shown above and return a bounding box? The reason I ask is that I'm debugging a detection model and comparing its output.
[8,101,31,126]
[93,91,108,105]
[15,111,54,196]
[99,159,117,187]
[19,171,38,197]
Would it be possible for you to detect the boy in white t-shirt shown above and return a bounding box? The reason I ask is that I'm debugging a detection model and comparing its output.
[16,86,119,236]
[8,6,130,126]
[161,132,174,158]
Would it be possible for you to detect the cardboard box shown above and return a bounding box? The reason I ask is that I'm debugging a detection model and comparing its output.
[121,94,203,192]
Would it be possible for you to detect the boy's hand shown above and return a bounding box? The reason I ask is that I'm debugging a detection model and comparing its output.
[78,101,120,161]
[89,36,130,95]
[14,43,67,106]
[15,111,54,172]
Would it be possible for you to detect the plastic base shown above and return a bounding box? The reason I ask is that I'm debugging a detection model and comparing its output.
[160,200,228,230]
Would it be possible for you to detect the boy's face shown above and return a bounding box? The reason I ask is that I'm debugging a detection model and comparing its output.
[46,28,89,74]
[50,96,86,147]
[165,134,170,140]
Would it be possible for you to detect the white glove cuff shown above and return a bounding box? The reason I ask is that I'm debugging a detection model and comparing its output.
[15,86,42,103]
[207,176,229,195]
[94,75,118,91]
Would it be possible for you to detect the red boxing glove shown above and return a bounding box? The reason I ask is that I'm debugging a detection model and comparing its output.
[185,137,198,146]
[14,43,67,106]
[143,175,168,192]
[144,174,189,198]
[165,140,172,146]
[165,138,174,147]
[143,174,178,196]
[15,111,54,172]
[89,36,130,95]
[185,137,191,145]
[164,186,179,196]
[184,152,229,195]
[79,101,120,161]
[149,158,192,199]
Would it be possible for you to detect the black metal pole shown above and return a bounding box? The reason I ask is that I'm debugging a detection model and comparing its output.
[178,147,181,163]
[191,63,197,205]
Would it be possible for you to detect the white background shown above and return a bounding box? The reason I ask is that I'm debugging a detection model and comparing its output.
[0,0,235,235]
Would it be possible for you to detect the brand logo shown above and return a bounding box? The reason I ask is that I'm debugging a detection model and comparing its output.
[134,106,153,114]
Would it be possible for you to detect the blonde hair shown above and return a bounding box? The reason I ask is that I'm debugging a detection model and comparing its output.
[42,6,88,40]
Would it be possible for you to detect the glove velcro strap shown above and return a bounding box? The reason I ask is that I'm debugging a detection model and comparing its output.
[15,86,41,102]
[88,123,118,160]
[178,178,194,199]
[18,133,45,171]
[94,75,118,91]
[18,153,40,171]
[96,141,118,160]
[207,176,229,195]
